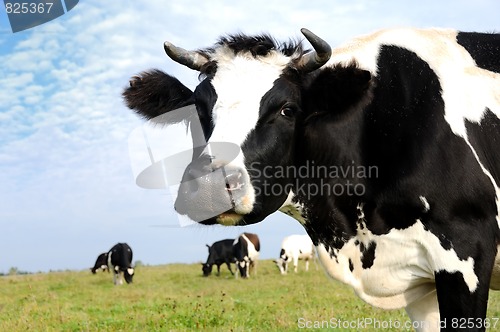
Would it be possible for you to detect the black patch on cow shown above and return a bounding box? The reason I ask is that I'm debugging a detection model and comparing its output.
[456,32,500,73]
[360,241,376,269]
[280,248,285,257]
[348,258,354,272]
[192,78,218,140]
[465,109,500,190]
[435,270,490,321]
[304,63,372,118]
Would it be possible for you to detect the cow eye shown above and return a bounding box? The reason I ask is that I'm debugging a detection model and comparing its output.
[280,106,295,117]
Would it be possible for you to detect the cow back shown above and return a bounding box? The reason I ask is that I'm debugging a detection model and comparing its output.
[206,239,235,264]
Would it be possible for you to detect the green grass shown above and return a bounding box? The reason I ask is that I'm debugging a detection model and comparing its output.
[1,261,499,331]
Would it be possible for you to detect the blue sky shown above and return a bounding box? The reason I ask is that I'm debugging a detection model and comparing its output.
[1,0,499,273]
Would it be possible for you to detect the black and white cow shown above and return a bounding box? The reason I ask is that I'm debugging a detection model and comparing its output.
[233,232,260,278]
[108,243,134,285]
[90,252,109,274]
[274,234,315,274]
[202,239,235,276]
[124,28,500,330]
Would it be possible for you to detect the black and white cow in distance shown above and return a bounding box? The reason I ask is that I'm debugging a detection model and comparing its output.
[108,243,134,285]
[233,233,260,278]
[274,234,315,274]
[202,239,235,276]
[90,252,109,274]
[124,28,500,330]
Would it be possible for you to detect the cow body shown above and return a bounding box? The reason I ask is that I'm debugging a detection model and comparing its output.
[91,252,108,274]
[233,233,260,278]
[108,243,134,285]
[274,234,315,274]
[202,239,235,276]
[124,28,500,330]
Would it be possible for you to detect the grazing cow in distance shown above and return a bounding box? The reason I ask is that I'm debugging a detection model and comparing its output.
[90,252,109,274]
[108,243,134,285]
[202,239,235,276]
[233,233,260,278]
[124,27,500,329]
[274,234,315,274]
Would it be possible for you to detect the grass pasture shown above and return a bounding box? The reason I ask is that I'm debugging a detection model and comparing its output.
[1,260,500,331]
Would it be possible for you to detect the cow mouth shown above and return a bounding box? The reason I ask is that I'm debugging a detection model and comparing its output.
[216,210,244,225]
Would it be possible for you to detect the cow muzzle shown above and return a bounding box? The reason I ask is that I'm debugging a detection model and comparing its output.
[174,157,254,225]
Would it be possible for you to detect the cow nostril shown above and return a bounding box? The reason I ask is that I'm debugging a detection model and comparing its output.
[225,170,244,191]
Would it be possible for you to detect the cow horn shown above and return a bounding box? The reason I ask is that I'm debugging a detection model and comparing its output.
[163,41,209,71]
[296,28,332,72]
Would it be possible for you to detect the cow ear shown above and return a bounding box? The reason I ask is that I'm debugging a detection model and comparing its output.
[123,69,193,122]
[305,63,372,115]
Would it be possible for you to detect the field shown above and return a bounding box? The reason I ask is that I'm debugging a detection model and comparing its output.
[1,261,500,331]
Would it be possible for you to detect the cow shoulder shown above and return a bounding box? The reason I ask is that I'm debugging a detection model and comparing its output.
[304,63,372,117]
[456,32,500,73]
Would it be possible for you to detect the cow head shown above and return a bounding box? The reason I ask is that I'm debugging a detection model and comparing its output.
[274,251,289,274]
[124,267,134,284]
[201,263,213,276]
[124,28,372,226]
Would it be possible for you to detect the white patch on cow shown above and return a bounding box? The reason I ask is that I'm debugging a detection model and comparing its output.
[419,196,430,213]
[404,288,440,332]
[207,46,292,218]
[127,268,134,275]
[316,218,478,311]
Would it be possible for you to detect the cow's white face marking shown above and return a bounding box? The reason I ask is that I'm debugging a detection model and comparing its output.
[207,47,291,223]
[127,268,134,275]
[316,217,478,310]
